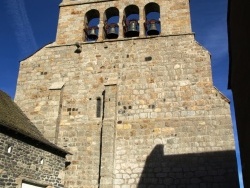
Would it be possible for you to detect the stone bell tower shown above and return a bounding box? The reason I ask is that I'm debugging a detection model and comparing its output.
[15,0,239,187]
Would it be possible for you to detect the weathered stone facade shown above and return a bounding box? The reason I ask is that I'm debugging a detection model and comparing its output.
[0,90,68,188]
[0,131,65,188]
[15,0,239,187]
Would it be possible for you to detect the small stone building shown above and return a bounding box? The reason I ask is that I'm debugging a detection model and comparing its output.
[15,0,239,187]
[0,90,69,188]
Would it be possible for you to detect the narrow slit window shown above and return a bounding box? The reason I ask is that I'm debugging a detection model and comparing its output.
[7,145,13,153]
[40,158,44,165]
[96,97,102,117]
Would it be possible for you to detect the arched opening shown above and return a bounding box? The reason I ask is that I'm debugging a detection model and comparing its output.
[84,9,100,41]
[144,3,161,36]
[104,7,119,39]
[123,5,140,37]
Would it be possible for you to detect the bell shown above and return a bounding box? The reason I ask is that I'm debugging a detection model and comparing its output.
[125,20,139,37]
[87,28,98,40]
[107,26,118,39]
[147,22,159,36]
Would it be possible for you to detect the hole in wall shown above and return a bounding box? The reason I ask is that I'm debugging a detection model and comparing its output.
[40,158,44,165]
[7,145,13,153]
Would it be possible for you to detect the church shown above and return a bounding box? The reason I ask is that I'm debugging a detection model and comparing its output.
[12,0,239,187]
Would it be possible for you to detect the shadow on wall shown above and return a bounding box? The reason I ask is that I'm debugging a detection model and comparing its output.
[137,145,239,188]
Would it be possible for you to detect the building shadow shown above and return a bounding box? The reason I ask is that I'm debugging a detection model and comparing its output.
[137,145,239,188]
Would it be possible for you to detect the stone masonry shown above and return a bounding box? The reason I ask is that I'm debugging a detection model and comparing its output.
[0,90,68,188]
[15,0,239,187]
[0,132,65,188]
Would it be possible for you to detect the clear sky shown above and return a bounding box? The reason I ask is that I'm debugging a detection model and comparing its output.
[0,0,243,187]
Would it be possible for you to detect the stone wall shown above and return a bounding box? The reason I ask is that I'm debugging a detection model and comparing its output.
[14,0,239,187]
[0,130,65,188]
[15,34,239,187]
[114,117,238,187]
[56,0,191,44]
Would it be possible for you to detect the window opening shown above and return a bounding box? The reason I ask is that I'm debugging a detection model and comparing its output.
[7,145,13,153]
[21,182,46,188]
[123,5,140,37]
[144,3,161,36]
[40,158,44,165]
[104,7,119,39]
[84,9,100,41]
[96,97,102,118]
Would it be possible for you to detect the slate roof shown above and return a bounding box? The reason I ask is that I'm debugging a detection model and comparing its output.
[0,90,70,155]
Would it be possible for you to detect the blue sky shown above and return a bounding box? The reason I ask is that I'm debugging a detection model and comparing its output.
[0,0,243,187]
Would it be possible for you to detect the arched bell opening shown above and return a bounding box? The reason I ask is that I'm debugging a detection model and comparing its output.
[123,5,140,38]
[84,9,100,41]
[144,3,161,36]
[104,7,119,39]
